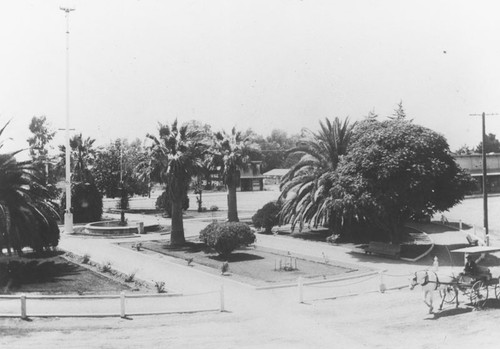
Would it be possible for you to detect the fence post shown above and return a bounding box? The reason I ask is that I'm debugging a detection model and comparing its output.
[298,277,304,303]
[433,256,439,271]
[459,220,462,231]
[379,271,386,293]
[220,284,225,312]
[20,294,27,320]
[120,292,126,318]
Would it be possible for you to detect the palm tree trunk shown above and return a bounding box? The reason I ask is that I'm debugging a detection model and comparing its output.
[227,182,239,222]
[170,200,185,246]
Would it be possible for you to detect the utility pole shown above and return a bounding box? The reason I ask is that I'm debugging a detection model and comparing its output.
[470,112,499,245]
[60,6,75,234]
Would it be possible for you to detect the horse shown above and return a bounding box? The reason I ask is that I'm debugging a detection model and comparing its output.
[409,270,460,314]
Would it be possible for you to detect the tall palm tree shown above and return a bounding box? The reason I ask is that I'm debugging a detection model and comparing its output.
[279,117,356,230]
[210,128,257,222]
[143,120,205,246]
[58,133,96,183]
[0,121,60,255]
[58,134,102,223]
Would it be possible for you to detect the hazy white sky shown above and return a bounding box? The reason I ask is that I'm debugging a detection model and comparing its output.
[1,0,500,156]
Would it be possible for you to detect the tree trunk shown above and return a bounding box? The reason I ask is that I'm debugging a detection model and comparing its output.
[170,199,185,246]
[227,182,239,222]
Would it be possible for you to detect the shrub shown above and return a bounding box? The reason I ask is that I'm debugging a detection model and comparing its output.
[81,253,91,264]
[155,191,189,217]
[155,281,166,293]
[199,222,256,259]
[209,205,219,212]
[125,271,136,283]
[100,261,112,273]
[61,182,103,224]
[252,201,282,234]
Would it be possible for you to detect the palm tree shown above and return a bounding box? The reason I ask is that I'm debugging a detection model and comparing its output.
[279,117,356,231]
[210,128,257,222]
[58,133,102,223]
[143,120,205,246]
[0,121,60,255]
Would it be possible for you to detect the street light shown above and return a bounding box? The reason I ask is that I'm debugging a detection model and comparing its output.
[60,5,75,234]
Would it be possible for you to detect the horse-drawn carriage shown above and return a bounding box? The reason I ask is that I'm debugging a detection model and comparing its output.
[410,246,500,313]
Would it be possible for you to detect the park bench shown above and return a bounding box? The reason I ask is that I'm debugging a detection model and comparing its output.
[364,241,401,259]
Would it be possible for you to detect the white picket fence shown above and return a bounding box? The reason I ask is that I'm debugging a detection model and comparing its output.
[0,286,225,319]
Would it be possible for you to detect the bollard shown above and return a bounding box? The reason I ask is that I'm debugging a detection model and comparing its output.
[20,294,27,320]
[298,277,304,303]
[120,292,126,318]
[220,284,225,312]
[379,271,386,293]
[459,220,462,231]
[137,222,145,234]
[433,256,439,271]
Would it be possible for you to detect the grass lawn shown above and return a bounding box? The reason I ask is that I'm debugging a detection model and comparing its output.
[118,240,372,287]
[0,251,145,295]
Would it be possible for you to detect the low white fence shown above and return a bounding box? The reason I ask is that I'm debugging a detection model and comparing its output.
[294,270,409,304]
[0,286,225,319]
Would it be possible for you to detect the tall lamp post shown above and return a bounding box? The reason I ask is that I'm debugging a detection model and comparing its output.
[471,111,499,246]
[61,6,75,234]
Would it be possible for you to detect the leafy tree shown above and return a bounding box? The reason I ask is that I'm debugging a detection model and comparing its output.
[1,121,60,254]
[141,120,205,246]
[455,144,473,155]
[279,117,356,231]
[27,116,59,199]
[210,127,259,222]
[93,139,149,198]
[255,129,301,172]
[328,119,474,243]
[475,133,500,154]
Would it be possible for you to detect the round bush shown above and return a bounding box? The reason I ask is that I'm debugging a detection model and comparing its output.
[252,201,282,234]
[155,191,189,217]
[199,222,256,258]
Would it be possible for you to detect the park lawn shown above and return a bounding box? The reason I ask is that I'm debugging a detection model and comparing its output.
[0,251,142,295]
[118,240,372,287]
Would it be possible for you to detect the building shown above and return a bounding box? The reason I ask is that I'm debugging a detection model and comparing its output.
[239,161,265,191]
[263,168,290,185]
[454,154,500,194]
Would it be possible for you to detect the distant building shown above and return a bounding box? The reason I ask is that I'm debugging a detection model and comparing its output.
[239,161,264,191]
[454,154,500,194]
[263,168,290,185]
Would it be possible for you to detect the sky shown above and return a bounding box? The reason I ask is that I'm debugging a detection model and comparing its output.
[1,0,500,158]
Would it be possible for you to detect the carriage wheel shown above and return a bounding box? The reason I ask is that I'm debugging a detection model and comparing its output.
[495,284,500,300]
[470,281,488,308]
[439,286,457,304]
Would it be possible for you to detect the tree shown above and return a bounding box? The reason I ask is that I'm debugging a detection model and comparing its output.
[93,139,149,198]
[328,119,474,243]
[475,133,500,154]
[255,129,301,172]
[1,121,60,254]
[141,120,205,246]
[389,100,407,120]
[210,127,259,222]
[59,134,102,223]
[455,144,473,155]
[27,116,58,199]
[279,117,356,231]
